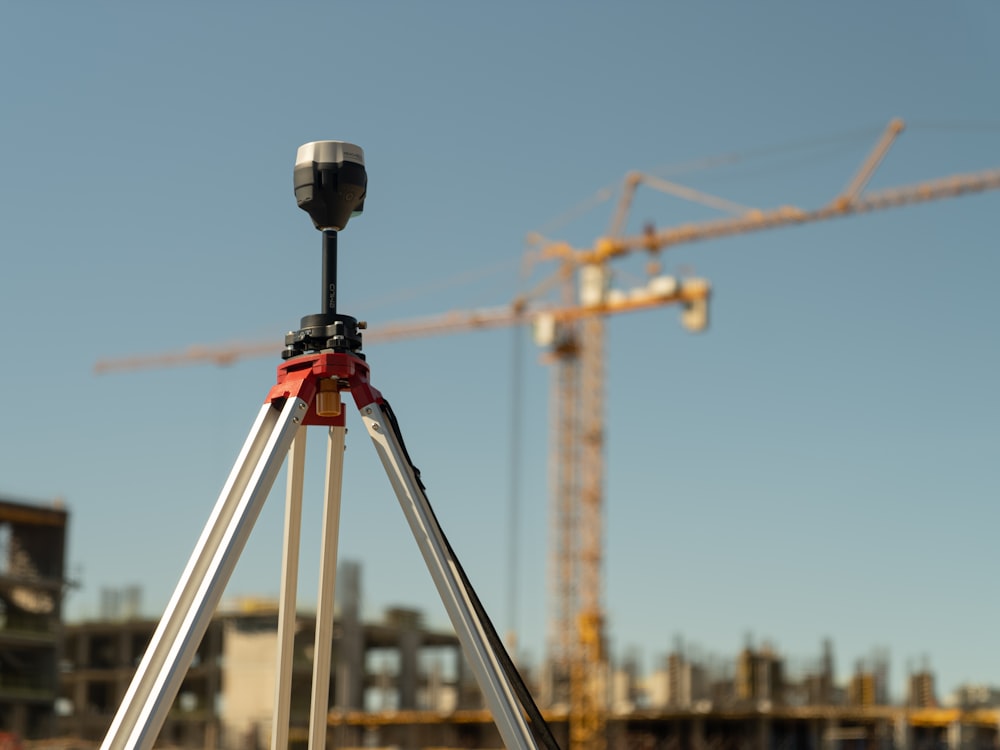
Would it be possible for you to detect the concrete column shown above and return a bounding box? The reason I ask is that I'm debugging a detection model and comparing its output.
[947,720,967,750]
[822,718,838,750]
[397,622,420,709]
[894,714,913,750]
[807,718,822,750]
[72,633,88,720]
[115,630,134,707]
[757,715,772,750]
[691,715,705,750]
[334,562,365,710]
[427,657,443,711]
[205,622,222,750]
[874,718,892,750]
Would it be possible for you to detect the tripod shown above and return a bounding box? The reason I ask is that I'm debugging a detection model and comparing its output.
[100,142,557,750]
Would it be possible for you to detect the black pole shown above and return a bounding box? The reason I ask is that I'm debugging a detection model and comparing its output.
[322,229,338,316]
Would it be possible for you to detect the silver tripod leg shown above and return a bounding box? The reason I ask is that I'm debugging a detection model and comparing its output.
[308,423,346,750]
[101,397,309,750]
[271,428,307,750]
[270,420,346,750]
[358,402,540,750]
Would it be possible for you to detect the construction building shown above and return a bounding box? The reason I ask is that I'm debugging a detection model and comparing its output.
[0,494,993,750]
[0,495,69,741]
[54,557,1000,750]
[55,562,470,749]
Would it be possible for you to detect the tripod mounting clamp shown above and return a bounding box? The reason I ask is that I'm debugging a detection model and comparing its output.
[282,312,366,361]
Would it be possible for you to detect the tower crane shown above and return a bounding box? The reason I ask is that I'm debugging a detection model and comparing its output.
[530,117,1000,750]
[94,119,1000,750]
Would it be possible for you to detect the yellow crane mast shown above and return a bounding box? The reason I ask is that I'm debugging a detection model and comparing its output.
[94,119,1000,750]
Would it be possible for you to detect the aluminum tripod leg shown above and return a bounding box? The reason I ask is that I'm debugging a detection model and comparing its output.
[308,423,346,750]
[357,400,540,750]
[101,396,309,750]
[271,428,307,750]
[270,420,346,750]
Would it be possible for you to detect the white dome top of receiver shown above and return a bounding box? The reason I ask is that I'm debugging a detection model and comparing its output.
[296,141,365,167]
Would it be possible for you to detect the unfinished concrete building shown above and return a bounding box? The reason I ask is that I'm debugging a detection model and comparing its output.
[53,554,1000,750]
[57,562,467,749]
[0,495,69,740]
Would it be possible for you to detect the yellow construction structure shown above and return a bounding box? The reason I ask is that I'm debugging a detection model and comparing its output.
[94,119,1000,750]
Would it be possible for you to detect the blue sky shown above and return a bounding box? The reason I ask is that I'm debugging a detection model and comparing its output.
[2,3,998,701]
